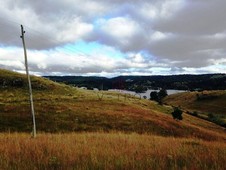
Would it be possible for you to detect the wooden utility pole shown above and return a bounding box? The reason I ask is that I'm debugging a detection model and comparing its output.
[20,25,37,138]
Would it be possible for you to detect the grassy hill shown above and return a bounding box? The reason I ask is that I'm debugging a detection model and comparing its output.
[0,69,226,169]
[0,69,225,141]
[164,91,226,127]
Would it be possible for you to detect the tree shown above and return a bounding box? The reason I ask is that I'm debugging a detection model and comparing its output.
[150,89,168,104]
[158,89,168,105]
[150,91,159,101]
[171,107,183,120]
[158,89,167,99]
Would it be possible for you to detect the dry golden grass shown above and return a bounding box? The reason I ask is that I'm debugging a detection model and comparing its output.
[1,69,226,141]
[164,90,226,127]
[0,132,225,170]
[164,90,226,115]
[1,69,226,169]
[1,82,226,141]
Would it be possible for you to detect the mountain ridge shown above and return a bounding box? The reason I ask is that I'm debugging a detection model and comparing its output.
[44,73,226,91]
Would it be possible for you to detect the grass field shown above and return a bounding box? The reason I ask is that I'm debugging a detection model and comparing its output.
[164,91,226,127]
[0,69,225,140]
[0,69,226,169]
[0,132,226,170]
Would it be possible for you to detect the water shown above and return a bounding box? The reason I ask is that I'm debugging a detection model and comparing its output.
[143,89,186,98]
[108,89,186,99]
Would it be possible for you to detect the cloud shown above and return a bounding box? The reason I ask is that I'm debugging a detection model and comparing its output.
[0,0,226,76]
[94,16,145,51]
[100,17,139,40]
[0,0,184,49]
[0,45,165,76]
[0,0,96,49]
[154,0,226,35]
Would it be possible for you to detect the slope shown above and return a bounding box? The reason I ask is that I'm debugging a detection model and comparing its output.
[164,91,226,127]
[0,69,225,141]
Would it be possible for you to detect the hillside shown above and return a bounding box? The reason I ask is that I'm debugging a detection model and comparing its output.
[0,69,226,141]
[45,73,226,91]
[164,91,226,127]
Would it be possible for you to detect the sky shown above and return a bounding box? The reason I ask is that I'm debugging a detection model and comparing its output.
[0,0,226,77]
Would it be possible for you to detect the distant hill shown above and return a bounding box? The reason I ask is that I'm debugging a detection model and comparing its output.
[45,74,226,91]
[0,69,225,141]
[164,91,226,127]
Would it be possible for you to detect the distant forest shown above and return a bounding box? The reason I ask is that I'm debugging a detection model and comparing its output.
[44,74,226,92]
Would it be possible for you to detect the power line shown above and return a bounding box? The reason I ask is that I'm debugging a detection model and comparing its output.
[0,16,93,57]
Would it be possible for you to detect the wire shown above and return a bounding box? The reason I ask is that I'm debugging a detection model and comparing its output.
[0,15,94,58]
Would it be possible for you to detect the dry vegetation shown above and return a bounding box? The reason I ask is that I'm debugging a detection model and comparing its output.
[164,91,226,115]
[0,132,226,170]
[0,69,226,169]
[164,91,226,127]
[1,83,225,140]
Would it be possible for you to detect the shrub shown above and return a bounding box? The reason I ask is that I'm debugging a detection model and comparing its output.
[150,91,158,101]
[158,89,167,99]
[208,113,214,119]
[171,107,183,120]
[191,111,198,116]
[150,89,168,104]
[158,89,168,105]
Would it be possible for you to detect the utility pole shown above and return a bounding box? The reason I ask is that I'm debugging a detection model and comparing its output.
[20,25,37,138]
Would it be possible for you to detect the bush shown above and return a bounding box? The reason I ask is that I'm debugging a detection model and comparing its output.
[208,113,214,119]
[171,107,183,120]
[207,113,226,127]
[150,91,158,101]
[191,111,198,116]
[150,89,168,104]
[158,89,167,99]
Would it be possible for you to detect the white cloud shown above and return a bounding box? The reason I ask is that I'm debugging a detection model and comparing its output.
[139,4,158,20]
[0,0,226,76]
[0,45,170,76]
[55,18,93,43]
[139,0,184,20]
[151,31,168,40]
[159,0,185,18]
[0,60,24,69]
[129,53,145,63]
[98,17,141,46]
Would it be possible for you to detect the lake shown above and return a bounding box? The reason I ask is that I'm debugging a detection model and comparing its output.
[108,89,187,99]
